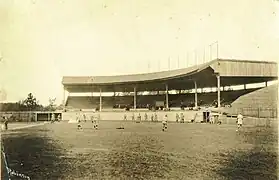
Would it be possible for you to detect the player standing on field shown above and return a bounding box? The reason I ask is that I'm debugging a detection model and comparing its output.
[151,114,154,122]
[94,117,99,130]
[162,114,168,131]
[77,113,82,130]
[3,117,8,130]
[180,113,184,123]
[176,113,180,123]
[90,114,95,129]
[51,113,55,123]
[209,114,214,124]
[236,113,243,131]
[136,113,141,123]
[144,113,148,121]
[83,114,86,122]
[57,114,61,122]
[154,113,158,122]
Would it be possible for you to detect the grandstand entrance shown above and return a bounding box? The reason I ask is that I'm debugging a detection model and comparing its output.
[36,112,62,121]
[203,111,210,123]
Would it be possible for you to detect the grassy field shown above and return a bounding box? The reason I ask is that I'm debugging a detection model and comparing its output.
[1,121,278,180]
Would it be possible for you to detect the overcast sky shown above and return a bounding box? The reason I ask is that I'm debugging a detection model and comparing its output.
[0,0,278,105]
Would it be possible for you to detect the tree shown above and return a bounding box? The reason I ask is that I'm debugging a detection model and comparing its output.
[44,97,57,111]
[23,93,39,111]
[0,94,43,112]
[48,97,56,111]
[18,100,27,111]
[56,103,64,110]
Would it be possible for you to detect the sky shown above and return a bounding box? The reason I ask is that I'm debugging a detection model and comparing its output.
[0,0,278,105]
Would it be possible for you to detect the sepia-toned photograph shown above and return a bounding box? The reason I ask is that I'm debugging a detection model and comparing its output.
[0,0,278,179]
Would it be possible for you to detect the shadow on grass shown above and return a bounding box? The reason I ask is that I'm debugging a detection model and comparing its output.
[215,127,278,180]
[1,127,69,180]
[107,133,173,180]
[64,133,175,179]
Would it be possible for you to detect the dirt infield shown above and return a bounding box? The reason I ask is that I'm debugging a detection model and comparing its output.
[1,121,278,180]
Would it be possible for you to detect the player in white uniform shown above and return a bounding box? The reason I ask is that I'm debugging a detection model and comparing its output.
[57,114,61,122]
[180,113,184,123]
[236,113,243,131]
[209,114,214,124]
[136,113,141,123]
[154,113,158,122]
[162,114,168,131]
[77,113,82,130]
[144,113,148,121]
[94,119,99,130]
[176,113,180,123]
[93,113,99,129]
[91,114,95,129]
[51,113,55,123]
[83,114,87,122]
[131,114,135,121]
[123,114,127,121]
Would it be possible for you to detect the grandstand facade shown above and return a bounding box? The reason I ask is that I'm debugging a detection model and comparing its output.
[62,59,277,112]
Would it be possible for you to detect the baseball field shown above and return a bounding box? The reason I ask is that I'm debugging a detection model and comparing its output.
[1,120,278,180]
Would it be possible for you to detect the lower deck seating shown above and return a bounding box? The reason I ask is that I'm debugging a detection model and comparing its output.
[65,88,261,109]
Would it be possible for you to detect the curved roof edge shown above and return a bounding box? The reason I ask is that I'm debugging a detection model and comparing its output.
[62,59,216,85]
[62,59,278,85]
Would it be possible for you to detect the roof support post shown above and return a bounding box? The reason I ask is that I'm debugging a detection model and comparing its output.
[134,87,137,110]
[265,81,268,87]
[217,74,221,108]
[244,84,246,90]
[91,89,94,110]
[99,88,102,112]
[165,84,169,109]
[194,81,198,108]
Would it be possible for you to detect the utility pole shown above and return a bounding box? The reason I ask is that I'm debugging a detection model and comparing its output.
[195,50,197,66]
[168,57,170,70]
[209,41,219,60]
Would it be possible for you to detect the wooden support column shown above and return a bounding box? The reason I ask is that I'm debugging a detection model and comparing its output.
[99,88,102,111]
[217,74,221,108]
[194,81,198,108]
[165,84,169,109]
[134,87,137,110]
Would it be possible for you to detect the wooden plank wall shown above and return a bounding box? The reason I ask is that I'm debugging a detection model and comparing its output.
[211,60,278,77]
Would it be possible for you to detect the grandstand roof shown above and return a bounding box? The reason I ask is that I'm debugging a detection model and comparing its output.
[62,59,278,92]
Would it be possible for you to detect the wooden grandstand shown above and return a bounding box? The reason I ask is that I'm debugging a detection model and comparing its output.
[62,58,277,114]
